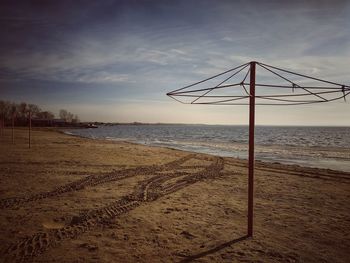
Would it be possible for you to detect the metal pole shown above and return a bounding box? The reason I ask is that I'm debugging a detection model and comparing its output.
[12,113,15,144]
[248,61,256,237]
[1,117,3,136]
[29,111,31,148]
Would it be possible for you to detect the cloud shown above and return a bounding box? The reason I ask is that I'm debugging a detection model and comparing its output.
[77,72,131,84]
[1,0,350,125]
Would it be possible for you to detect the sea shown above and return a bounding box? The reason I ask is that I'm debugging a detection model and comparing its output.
[65,125,350,172]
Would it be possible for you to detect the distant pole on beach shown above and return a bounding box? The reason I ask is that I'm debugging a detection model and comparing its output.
[12,113,15,144]
[248,61,256,237]
[0,116,3,137]
[28,111,31,148]
[0,115,4,137]
[2,117,5,137]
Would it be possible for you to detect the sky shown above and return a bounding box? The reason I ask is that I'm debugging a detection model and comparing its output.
[0,0,349,125]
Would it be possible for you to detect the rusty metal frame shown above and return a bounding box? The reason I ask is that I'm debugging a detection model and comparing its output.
[166,61,349,237]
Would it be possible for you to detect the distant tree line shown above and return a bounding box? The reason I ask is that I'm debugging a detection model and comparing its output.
[59,109,80,124]
[0,100,80,127]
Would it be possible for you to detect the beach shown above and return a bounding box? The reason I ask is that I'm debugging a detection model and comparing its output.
[0,128,349,262]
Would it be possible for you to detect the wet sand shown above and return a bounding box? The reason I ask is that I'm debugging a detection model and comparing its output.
[0,128,349,262]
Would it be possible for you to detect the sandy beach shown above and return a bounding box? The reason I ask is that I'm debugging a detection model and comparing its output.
[0,128,349,262]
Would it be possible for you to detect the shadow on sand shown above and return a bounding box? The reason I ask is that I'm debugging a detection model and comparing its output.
[179,235,249,262]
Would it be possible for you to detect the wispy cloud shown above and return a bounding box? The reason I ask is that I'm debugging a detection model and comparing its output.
[1,0,349,124]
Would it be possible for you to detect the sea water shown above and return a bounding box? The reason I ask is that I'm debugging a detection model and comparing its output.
[66,125,350,172]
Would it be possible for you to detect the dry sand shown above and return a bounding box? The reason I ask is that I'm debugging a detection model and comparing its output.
[0,128,349,262]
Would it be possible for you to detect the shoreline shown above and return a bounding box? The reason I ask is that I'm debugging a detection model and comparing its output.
[63,128,350,173]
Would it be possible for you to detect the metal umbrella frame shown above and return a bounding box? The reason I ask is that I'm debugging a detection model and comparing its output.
[167,61,349,237]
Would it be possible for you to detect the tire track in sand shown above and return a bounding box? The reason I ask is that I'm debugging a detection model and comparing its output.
[3,157,224,262]
[0,155,197,209]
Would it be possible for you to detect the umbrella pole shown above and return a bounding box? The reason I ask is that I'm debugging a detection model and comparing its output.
[248,61,256,237]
